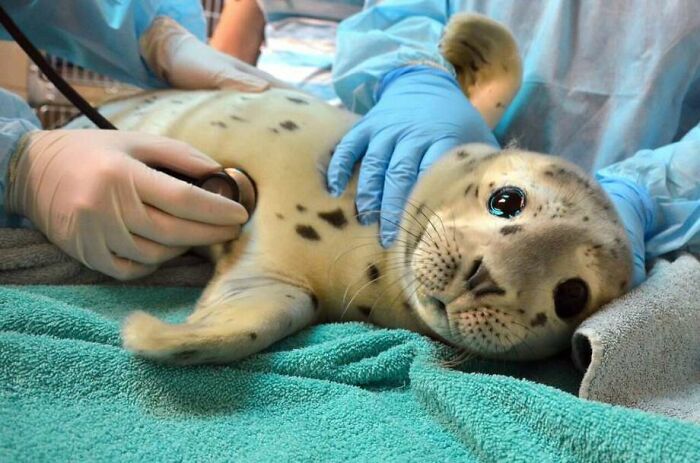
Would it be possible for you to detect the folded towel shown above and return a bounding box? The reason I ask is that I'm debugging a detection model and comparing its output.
[0,228,213,286]
[1,285,699,461]
[573,253,700,423]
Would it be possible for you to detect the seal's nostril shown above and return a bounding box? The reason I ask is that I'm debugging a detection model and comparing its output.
[466,260,506,297]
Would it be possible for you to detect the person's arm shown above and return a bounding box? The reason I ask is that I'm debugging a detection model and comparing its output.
[332,0,454,114]
[597,124,700,287]
[328,1,498,246]
[0,89,40,228]
[209,0,265,65]
[0,0,206,88]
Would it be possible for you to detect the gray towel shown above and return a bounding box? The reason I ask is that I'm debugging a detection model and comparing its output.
[573,254,700,423]
[0,228,213,286]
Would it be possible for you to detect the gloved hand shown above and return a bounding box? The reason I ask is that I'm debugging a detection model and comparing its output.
[597,176,655,287]
[327,66,498,247]
[140,16,291,91]
[7,129,248,280]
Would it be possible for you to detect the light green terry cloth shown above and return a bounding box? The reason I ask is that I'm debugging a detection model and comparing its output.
[1,285,699,462]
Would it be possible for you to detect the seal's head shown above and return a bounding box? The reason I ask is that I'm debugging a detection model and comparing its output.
[397,144,633,360]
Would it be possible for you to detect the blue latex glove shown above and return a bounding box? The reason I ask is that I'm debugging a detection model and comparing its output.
[327,66,498,247]
[597,176,656,288]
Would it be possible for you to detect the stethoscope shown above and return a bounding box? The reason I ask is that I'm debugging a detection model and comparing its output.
[0,6,257,217]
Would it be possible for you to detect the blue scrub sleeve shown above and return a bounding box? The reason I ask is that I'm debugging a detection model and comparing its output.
[0,0,206,89]
[597,124,700,259]
[0,89,40,228]
[332,0,455,114]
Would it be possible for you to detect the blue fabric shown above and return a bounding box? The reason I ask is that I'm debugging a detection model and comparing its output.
[333,0,700,267]
[0,0,206,89]
[328,66,497,246]
[0,90,40,228]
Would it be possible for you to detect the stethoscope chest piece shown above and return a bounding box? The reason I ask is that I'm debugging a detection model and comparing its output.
[198,168,257,218]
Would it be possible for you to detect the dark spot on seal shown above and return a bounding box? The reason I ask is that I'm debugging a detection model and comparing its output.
[464,184,473,196]
[280,120,299,131]
[269,128,280,134]
[456,150,469,159]
[357,305,372,317]
[544,170,554,177]
[489,182,495,188]
[403,302,412,311]
[317,208,347,229]
[249,332,258,340]
[295,224,320,241]
[285,294,294,299]
[276,213,285,220]
[211,121,227,128]
[367,264,381,282]
[593,244,603,250]
[530,312,548,327]
[496,102,504,108]
[229,115,248,122]
[173,350,198,361]
[459,40,489,64]
[583,216,590,222]
[474,186,479,198]
[517,309,526,314]
[500,225,523,236]
[296,204,307,212]
[619,280,628,290]
[286,96,309,105]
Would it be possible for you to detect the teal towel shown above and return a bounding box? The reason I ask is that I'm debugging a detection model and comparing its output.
[2,285,699,462]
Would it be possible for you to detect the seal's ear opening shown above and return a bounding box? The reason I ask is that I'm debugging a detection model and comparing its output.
[440,13,523,129]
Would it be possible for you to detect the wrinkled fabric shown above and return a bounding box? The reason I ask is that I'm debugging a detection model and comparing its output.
[334,0,700,260]
[0,0,206,88]
[256,0,363,102]
[0,0,206,228]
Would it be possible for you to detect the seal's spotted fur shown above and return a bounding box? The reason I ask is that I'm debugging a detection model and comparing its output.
[66,15,632,364]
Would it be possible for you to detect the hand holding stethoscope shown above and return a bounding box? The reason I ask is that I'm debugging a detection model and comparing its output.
[7,129,255,280]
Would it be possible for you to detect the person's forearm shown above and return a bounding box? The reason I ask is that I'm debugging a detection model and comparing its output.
[0,0,206,88]
[597,123,700,260]
[210,0,265,65]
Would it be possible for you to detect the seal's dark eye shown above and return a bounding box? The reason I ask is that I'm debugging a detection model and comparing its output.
[488,186,526,218]
[554,278,589,319]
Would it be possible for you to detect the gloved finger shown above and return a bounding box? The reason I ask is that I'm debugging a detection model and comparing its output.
[74,216,158,280]
[419,137,463,177]
[379,142,427,247]
[222,58,295,90]
[133,162,249,226]
[631,254,646,288]
[214,68,271,92]
[355,136,395,225]
[107,231,188,266]
[327,124,369,196]
[126,203,242,247]
[124,132,222,178]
